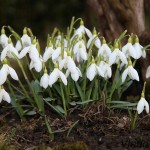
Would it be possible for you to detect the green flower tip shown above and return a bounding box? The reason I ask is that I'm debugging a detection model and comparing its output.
[54,63,58,68]
[23,27,27,34]
[92,27,97,35]
[58,42,61,47]
[58,31,61,35]
[128,36,132,43]
[80,19,84,26]
[67,49,71,56]
[32,38,37,44]
[44,67,47,74]
[3,58,7,64]
[8,38,12,44]
[128,60,132,66]
[102,37,106,44]
[48,41,52,47]
[135,35,139,43]
[92,56,95,64]
[1,27,5,34]
[141,92,145,98]
[114,42,119,49]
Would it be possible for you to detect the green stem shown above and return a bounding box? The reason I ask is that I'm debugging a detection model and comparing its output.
[60,82,67,116]
[132,111,138,129]
[7,80,24,120]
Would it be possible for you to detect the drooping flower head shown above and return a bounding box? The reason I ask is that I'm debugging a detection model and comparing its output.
[40,67,49,89]
[0,86,11,103]
[0,27,8,48]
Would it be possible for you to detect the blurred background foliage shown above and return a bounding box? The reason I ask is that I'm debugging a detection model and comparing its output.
[0,0,85,42]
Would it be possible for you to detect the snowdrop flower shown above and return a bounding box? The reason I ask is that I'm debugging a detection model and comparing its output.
[66,67,82,81]
[73,40,88,63]
[134,35,146,59]
[98,38,111,61]
[0,63,19,85]
[87,57,104,81]
[40,68,49,89]
[43,42,54,62]
[30,56,43,72]
[52,43,61,62]
[15,28,31,51]
[137,83,149,114]
[49,63,67,87]
[0,27,8,48]
[109,42,127,65]
[87,28,101,49]
[146,66,150,78]
[1,38,19,61]
[0,86,11,103]
[98,60,112,79]
[74,20,92,38]
[19,39,40,62]
[122,37,136,59]
[122,60,139,83]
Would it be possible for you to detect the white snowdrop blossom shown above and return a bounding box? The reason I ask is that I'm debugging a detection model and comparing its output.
[66,67,82,81]
[122,61,139,83]
[29,56,43,72]
[0,28,8,48]
[16,32,31,51]
[43,44,54,62]
[109,45,127,65]
[49,66,67,87]
[40,71,49,89]
[73,40,88,63]
[134,36,146,59]
[19,41,40,62]
[137,97,149,114]
[52,44,62,62]
[1,39,19,61]
[74,20,92,38]
[98,39,111,61]
[0,87,11,103]
[87,28,101,49]
[98,61,112,79]
[122,37,136,59]
[0,64,19,85]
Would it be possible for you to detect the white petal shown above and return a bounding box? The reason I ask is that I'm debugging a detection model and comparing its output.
[84,27,92,38]
[80,48,88,61]
[40,73,49,89]
[109,51,116,65]
[67,57,76,73]
[3,89,11,103]
[65,69,70,78]
[10,45,19,57]
[8,66,19,80]
[146,66,150,78]
[49,69,59,86]
[16,41,22,51]
[137,98,145,114]
[1,47,8,61]
[129,44,136,59]
[76,67,82,77]
[144,99,149,114]
[29,60,34,70]
[142,50,146,58]
[129,66,139,81]
[52,47,61,61]
[87,64,97,81]
[87,36,94,49]
[106,65,112,78]
[19,46,30,59]
[0,66,7,85]
[97,66,104,77]
[118,51,128,64]
[71,71,79,81]
[0,90,3,103]
[43,47,53,62]
[95,38,101,49]
[59,70,67,85]
[34,60,42,72]
[122,68,128,83]
[29,46,39,62]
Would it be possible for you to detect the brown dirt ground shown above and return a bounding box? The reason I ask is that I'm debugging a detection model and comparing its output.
[0,102,150,150]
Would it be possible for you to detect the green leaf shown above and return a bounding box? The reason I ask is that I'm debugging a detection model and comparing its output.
[75,82,85,102]
[76,99,94,105]
[24,110,37,116]
[45,116,54,141]
[67,120,79,137]
[30,80,42,94]
[55,105,65,114]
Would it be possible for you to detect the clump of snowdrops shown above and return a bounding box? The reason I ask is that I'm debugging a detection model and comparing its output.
[0,17,150,121]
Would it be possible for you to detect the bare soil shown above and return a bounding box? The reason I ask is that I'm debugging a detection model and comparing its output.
[0,102,150,150]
